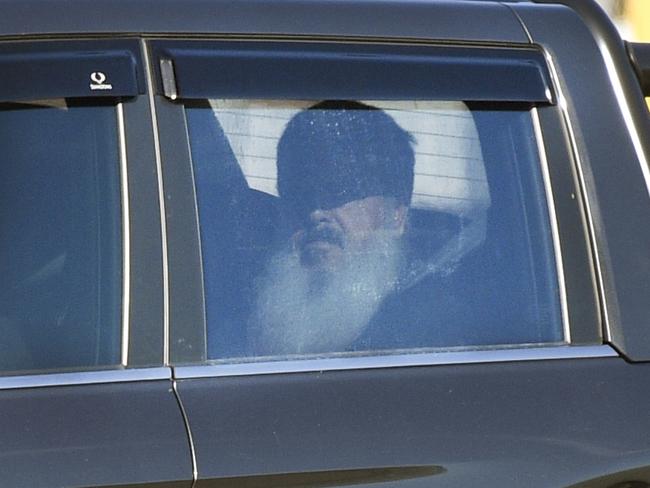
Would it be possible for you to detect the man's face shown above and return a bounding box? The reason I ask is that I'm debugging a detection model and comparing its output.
[291,195,408,271]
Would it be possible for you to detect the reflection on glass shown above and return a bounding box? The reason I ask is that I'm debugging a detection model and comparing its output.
[186,99,562,361]
[0,101,122,373]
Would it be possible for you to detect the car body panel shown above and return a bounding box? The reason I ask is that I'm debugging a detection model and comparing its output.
[513,2,650,361]
[0,377,192,488]
[0,0,528,44]
[177,357,650,487]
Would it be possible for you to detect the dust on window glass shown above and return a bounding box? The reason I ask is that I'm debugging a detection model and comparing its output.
[186,99,563,361]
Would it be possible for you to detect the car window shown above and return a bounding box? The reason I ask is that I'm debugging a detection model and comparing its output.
[0,100,122,373]
[185,99,563,361]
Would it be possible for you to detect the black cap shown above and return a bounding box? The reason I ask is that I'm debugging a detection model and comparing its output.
[277,100,415,220]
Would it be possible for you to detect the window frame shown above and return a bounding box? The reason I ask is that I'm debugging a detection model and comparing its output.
[149,38,608,369]
[0,38,166,382]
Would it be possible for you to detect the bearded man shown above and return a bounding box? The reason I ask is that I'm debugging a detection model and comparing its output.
[248,101,416,356]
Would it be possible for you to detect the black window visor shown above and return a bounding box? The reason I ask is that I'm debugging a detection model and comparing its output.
[152,41,555,103]
[0,40,144,102]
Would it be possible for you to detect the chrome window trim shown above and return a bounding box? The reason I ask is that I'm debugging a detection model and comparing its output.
[173,345,618,379]
[117,102,131,366]
[531,107,570,342]
[142,39,171,364]
[541,47,609,341]
[0,367,171,391]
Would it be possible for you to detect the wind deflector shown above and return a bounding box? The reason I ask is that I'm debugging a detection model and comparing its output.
[152,41,555,104]
[0,40,144,102]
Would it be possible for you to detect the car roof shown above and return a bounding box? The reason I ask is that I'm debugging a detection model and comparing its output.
[0,0,536,42]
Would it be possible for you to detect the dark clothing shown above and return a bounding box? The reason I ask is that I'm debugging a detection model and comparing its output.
[353,249,555,352]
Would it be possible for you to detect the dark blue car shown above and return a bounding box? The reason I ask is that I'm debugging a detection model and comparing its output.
[1,0,650,486]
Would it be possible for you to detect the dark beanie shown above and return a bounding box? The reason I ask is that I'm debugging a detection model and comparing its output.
[277,101,415,219]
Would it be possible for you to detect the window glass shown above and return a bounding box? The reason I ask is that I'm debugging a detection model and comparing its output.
[186,99,563,361]
[0,100,122,373]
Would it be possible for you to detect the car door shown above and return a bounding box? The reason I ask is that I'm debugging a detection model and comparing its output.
[150,3,650,487]
[0,39,192,488]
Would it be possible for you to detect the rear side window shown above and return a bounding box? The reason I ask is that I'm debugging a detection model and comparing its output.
[155,41,567,363]
[0,100,122,373]
[187,99,563,360]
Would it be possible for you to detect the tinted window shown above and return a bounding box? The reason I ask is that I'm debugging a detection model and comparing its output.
[0,100,122,373]
[186,99,563,361]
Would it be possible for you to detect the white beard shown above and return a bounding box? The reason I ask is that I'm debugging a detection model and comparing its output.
[248,232,402,357]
